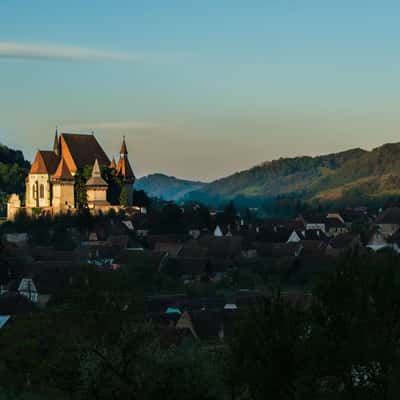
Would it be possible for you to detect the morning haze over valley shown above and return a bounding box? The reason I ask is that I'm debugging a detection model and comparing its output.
[3,2,400,400]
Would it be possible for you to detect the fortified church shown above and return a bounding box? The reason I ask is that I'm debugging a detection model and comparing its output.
[7,130,135,220]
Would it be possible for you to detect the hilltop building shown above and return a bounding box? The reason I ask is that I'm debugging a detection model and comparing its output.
[7,130,136,220]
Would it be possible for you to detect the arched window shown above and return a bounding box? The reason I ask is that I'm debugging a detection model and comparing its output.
[39,184,45,199]
[32,185,36,199]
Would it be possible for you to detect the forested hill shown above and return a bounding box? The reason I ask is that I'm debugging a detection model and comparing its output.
[0,143,30,214]
[135,173,205,201]
[186,143,400,206]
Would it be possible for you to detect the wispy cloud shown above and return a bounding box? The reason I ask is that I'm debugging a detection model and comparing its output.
[0,42,141,62]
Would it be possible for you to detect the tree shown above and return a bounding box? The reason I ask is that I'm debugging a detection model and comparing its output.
[119,186,129,207]
[228,296,312,400]
[132,190,150,208]
[74,170,88,209]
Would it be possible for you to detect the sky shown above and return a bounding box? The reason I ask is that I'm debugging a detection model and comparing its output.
[1,1,400,182]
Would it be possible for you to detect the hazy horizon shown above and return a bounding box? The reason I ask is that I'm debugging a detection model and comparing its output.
[2,1,400,181]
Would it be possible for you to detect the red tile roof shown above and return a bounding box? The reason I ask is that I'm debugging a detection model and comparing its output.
[52,158,74,181]
[60,133,110,173]
[30,151,60,174]
[120,138,128,155]
[116,157,135,181]
[109,157,117,169]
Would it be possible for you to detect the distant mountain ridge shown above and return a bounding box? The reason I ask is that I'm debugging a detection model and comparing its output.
[135,173,206,201]
[139,143,400,206]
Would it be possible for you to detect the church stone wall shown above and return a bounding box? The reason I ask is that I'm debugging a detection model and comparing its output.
[52,182,75,211]
[26,174,52,208]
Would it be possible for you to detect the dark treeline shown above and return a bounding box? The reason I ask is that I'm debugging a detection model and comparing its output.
[0,144,30,215]
[3,251,400,399]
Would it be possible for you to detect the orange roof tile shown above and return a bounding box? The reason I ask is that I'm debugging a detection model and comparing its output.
[30,151,60,174]
[116,157,135,181]
[60,133,110,174]
[52,158,74,181]
[120,137,128,155]
[109,157,117,169]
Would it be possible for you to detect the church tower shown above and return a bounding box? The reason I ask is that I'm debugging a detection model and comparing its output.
[86,159,109,208]
[53,127,61,156]
[52,158,74,212]
[116,137,135,206]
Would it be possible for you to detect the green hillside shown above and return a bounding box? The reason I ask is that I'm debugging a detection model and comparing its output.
[186,143,400,206]
[135,173,205,201]
[0,143,30,215]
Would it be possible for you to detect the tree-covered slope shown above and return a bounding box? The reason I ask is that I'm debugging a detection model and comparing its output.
[187,143,400,205]
[135,173,205,201]
[0,143,30,214]
[187,148,367,202]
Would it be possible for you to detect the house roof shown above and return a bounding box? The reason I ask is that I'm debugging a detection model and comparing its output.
[154,242,183,256]
[231,290,268,308]
[180,296,225,312]
[52,158,74,181]
[162,257,209,276]
[178,244,209,258]
[326,218,347,229]
[145,294,188,314]
[388,229,400,245]
[262,218,304,230]
[60,133,110,173]
[329,233,360,249]
[299,240,328,255]
[197,235,243,260]
[294,229,329,242]
[30,247,79,263]
[30,150,60,174]
[147,234,189,248]
[0,293,36,315]
[22,269,71,295]
[114,249,165,270]
[0,315,10,329]
[257,227,293,243]
[376,207,400,224]
[188,310,224,340]
[253,242,302,258]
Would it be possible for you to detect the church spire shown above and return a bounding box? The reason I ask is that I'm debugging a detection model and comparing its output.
[86,159,108,187]
[120,136,128,158]
[53,127,60,156]
[116,137,135,183]
[109,157,117,170]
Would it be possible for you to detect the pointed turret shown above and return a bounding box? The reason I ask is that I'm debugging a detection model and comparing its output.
[116,137,135,183]
[116,137,135,207]
[86,159,108,187]
[109,157,117,170]
[86,159,109,208]
[120,136,128,158]
[53,128,61,156]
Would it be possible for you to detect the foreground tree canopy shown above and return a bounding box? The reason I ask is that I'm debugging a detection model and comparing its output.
[2,250,400,399]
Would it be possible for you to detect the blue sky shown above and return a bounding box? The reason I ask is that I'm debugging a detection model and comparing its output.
[1,1,400,181]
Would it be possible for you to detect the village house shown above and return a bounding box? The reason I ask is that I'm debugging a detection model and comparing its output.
[375,207,400,238]
[300,214,348,237]
[365,229,389,252]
